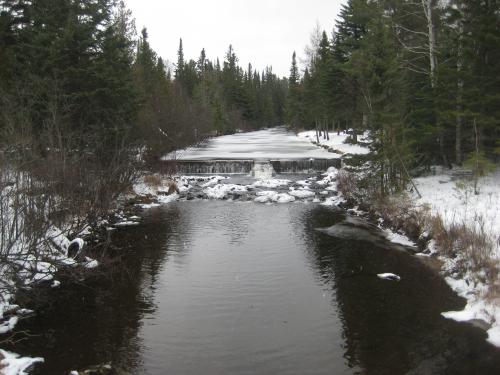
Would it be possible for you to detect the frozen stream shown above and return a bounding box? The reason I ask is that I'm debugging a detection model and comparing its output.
[167,127,340,160]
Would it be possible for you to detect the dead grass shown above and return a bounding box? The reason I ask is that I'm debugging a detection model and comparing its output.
[429,216,496,277]
[143,174,162,188]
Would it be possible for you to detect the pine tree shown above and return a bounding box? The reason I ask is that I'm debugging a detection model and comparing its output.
[175,38,185,81]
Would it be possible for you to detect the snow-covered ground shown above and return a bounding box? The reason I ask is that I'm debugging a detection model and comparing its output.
[297,130,370,155]
[414,169,500,251]
[413,168,500,346]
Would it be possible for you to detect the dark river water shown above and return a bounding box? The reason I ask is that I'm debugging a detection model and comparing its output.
[12,201,500,374]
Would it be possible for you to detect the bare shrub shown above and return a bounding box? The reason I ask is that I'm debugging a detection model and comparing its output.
[337,171,358,200]
[427,212,496,278]
[0,84,137,297]
[372,194,431,242]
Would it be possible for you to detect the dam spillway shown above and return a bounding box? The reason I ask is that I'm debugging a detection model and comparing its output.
[169,158,341,175]
[162,127,341,175]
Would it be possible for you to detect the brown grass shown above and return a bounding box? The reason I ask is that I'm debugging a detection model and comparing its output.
[143,174,162,188]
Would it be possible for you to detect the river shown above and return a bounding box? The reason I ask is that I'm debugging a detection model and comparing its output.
[11,201,500,374]
[8,128,500,374]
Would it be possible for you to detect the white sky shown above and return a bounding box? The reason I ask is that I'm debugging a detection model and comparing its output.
[124,0,346,78]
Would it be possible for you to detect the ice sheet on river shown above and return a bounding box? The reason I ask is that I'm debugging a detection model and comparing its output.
[165,127,341,160]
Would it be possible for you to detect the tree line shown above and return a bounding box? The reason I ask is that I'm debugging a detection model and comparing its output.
[0,0,288,264]
[286,0,499,194]
[0,0,288,212]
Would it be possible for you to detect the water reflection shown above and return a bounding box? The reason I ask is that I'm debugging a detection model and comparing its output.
[8,201,500,375]
[11,205,184,374]
[301,205,500,374]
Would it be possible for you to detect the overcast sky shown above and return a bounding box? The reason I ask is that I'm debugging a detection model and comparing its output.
[124,0,346,78]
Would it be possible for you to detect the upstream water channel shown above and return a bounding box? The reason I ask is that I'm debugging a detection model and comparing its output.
[9,129,500,374]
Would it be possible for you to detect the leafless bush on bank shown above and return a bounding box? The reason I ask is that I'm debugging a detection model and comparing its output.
[0,88,137,297]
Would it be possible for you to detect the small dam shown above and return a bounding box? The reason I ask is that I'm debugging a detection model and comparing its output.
[162,127,341,175]
[170,158,341,175]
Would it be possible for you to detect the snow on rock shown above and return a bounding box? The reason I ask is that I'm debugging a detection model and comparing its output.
[297,130,370,155]
[0,316,18,334]
[203,184,247,200]
[0,349,44,375]
[136,203,160,209]
[377,273,401,281]
[252,179,291,188]
[46,226,71,254]
[157,193,179,204]
[50,280,61,288]
[68,238,84,258]
[200,176,228,188]
[114,221,140,227]
[84,257,99,269]
[16,309,33,316]
[288,188,315,199]
[296,179,314,187]
[254,191,295,204]
[383,229,416,247]
[321,195,345,207]
[17,260,56,285]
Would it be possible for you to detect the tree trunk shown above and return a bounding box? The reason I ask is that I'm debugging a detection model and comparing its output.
[473,117,479,194]
[423,0,438,88]
[315,119,319,143]
[439,131,450,169]
[455,2,464,165]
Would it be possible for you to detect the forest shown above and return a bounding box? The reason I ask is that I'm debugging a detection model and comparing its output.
[0,0,288,226]
[1,1,500,372]
[286,0,499,193]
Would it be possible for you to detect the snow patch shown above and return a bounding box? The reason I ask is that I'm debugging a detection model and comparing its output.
[297,130,370,155]
[377,273,401,281]
[0,349,44,375]
[252,179,291,188]
[254,191,295,204]
[204,184,247,200]
[383,229,416,247]
[288,188,315,199]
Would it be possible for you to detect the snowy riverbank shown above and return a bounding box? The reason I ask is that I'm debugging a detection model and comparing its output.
[2,127,498,373]
[414,168,500,346]
[298,129,500,347]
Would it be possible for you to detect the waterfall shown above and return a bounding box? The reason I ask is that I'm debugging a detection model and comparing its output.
[252,161,275,179]
[169,158,341,175]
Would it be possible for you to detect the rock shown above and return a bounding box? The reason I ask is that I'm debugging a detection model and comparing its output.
[75,363,117,375]
[68,238,85,259]
[377,273,401,281]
